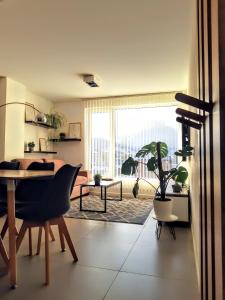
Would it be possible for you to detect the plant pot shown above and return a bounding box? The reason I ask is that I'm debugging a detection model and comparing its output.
[94,179,101,186]
[59,133,66,140]
[172,184,182,193]
[28,147,34,153]
[153,197,173,219]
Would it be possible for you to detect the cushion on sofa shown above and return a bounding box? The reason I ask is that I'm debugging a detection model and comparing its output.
[15,159,44,170]
[44,159,65,172]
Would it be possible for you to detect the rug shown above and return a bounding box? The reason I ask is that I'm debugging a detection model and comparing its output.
[65,195,153,225]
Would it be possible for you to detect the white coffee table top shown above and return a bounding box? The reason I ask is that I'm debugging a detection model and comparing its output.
[151,210,178,222]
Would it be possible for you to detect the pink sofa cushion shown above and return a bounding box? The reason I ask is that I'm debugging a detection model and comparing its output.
[16,158,44,170]
[44,159,65,172]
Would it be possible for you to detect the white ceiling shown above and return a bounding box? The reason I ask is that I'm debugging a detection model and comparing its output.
[0,0,195,101]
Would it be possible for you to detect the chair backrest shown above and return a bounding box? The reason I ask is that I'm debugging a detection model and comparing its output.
[0,161,20,170]
[42,164,81,220]
[27,162,54,171]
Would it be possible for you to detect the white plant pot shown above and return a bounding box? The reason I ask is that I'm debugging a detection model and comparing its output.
[153,198,173,219]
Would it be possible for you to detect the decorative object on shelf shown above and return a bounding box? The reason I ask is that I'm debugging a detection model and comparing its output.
[59,132,66,140]
[25,102,35,121]
[35,112,47,124]
[68,122,81,139]
[27,141,35,152]
[39,138,47,152]
[0,101,48,125]
[93,173,102,186]
[121,142,193,219]
[45,112,65,129]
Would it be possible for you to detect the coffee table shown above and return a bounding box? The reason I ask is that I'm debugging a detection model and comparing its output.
[80,180,122,213]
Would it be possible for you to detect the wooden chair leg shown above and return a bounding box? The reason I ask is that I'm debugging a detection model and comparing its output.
[44,222,50,285]
[28,228,32,256]
[59,217,78,262]
[49,226,55,241]
[16,222,28,252]
[58,225,65,252]
[0,237,9,266]
[36,227,42,255]
[1,217,8,239]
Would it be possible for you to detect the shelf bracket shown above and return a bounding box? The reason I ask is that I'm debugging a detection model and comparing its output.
[175,93,213,113]
[176,117,202,130]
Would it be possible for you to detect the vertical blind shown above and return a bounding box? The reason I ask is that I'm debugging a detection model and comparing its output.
[84,92,180,182]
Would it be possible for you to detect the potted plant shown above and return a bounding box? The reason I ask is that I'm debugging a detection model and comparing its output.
[45,112,65,129]
[94,173,102,186]
[59,132,66,140]
[121,141,193,218]
[27,141,35,152]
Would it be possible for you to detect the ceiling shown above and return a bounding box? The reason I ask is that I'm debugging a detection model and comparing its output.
[0,0,195,101]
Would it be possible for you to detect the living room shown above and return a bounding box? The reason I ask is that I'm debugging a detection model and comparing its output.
[0,0,224,300]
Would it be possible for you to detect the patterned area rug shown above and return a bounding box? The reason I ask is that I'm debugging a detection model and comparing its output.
[65,195,153,225]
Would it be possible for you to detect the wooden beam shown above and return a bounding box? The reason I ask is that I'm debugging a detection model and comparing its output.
[176,117,202,130]
[176,108,207,123]
[175,93,213,112]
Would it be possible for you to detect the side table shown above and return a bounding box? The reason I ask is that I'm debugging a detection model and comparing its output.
[151,211,178,240]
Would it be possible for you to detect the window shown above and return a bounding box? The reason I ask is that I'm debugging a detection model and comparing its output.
[88,105,179,179]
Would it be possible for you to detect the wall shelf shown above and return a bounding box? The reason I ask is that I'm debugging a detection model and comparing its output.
[25,121,55,129]
[49,138,81,142]
[24,151,57,154]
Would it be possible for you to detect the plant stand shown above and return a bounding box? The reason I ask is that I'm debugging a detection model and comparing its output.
[151,211,178,240]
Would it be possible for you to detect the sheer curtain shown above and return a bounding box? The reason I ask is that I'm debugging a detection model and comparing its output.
[84,92,180,196]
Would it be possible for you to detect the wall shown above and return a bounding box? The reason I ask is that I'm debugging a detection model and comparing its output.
[187,4,201,287]
[0,77,53,161]
[53,100,85,166]
[24,89,53,155]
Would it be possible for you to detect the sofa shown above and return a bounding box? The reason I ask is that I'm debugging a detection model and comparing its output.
[14,158,90,199]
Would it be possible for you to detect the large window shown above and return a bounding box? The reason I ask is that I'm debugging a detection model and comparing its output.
[89,105,179,179]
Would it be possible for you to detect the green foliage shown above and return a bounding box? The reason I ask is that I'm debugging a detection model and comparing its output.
[121,157,138,175]
[45,112,65,129]
[94,173,102,181]
[121,142,193,201]
[28,141,35,148]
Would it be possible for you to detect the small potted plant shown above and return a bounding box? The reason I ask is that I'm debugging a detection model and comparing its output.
[94,173,102,186]
[27,141,35,152]
[59,132,66,140]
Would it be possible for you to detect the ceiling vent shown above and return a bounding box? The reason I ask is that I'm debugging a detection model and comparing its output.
[83,74,100,88]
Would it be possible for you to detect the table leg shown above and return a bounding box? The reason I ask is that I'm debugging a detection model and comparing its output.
[7,180,17,288]
[80,185,83,211]
[168,224,176,240]
[120,181,122,201]
[104,187,107,212]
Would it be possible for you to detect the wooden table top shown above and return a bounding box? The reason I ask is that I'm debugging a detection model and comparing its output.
[0,170,55,179]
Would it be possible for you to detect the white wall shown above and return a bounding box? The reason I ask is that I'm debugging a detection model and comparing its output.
[0,77,53,161]
[24,89,53,153]
[53,100,85,166]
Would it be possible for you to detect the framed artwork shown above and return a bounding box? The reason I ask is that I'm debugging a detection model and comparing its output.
[68,122,81,139]
[25,102,35,122]
[39,138,47,152]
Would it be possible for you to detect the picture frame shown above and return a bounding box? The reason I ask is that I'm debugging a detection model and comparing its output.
[39,138,47,152]
[25,102,35,122]
[68,122,81,139]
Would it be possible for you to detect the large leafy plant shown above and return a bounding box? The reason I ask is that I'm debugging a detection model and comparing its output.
[121,141,193,201]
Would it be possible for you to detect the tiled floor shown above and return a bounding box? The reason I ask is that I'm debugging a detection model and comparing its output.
[0,215,200,300]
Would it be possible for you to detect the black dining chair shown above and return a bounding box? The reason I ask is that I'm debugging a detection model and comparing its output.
[15,162,55,256]
[0,161,20,267]
[16,164,81,285]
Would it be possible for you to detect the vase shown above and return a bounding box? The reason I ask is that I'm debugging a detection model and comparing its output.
[153,197,173,219]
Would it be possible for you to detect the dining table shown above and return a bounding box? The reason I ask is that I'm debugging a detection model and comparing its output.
[0,169,54,288]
